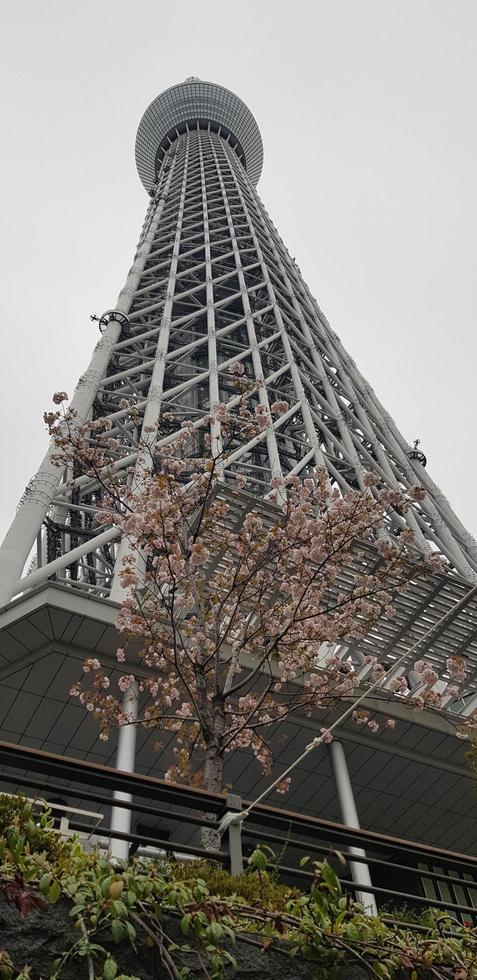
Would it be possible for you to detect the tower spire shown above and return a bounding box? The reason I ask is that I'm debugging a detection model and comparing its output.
[1,78,476,608]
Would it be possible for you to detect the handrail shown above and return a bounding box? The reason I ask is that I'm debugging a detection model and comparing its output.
[1,739,476,922]
[0,739,227,813]
[1,739,476,870]
[243,800,477,871]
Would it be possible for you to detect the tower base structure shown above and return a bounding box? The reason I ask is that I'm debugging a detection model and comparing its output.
[0,576,475,861]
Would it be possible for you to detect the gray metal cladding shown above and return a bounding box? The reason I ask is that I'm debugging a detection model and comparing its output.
[135,79,264,192]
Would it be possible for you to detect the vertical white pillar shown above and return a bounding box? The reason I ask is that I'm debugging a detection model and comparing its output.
[0,158,177,608]
[328,740,378,916]
[109,681,139,862]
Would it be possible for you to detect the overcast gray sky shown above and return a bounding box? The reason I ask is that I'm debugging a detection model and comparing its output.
[0,0,476,541]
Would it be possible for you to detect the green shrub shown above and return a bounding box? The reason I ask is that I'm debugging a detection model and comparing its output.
[166,857,300,911]
[0,795,476,979]
[380,902,459,928]
[0,793,76,868]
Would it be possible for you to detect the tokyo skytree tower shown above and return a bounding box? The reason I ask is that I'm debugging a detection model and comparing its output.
[1,76,477,610]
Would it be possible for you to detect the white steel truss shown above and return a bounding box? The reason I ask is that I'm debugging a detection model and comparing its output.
[1,80,477,714]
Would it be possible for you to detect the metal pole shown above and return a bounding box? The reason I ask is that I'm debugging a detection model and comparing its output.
[223,793,244,875]
[328,740,378,916]
[109,681,139,862]
[11,527,120,599]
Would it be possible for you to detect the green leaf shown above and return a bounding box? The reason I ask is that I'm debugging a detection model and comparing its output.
[48,880,61,904]
[63,877,78,897]
[180,913,192,936]
[101,876,114,897]
[6,828,24,862]
[210,954,222,976]
[314,908,328,927]
[260,844,277,857]
[206,922,223,944]
[222,951,238,971]
[248,848,267,871]
[111,899,128,919]
[111,919,126,944]
[69,902,87,918]
[39,873,52,895]
[321,861,340,896]
[103,957,118,980]
[124,921,136,942]
[309,888,328,913]
[372,963,391,980]
[331,849,347,866]
[193,915,207,937]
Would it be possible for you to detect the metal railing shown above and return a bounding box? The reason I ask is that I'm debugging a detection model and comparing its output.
[0,740,476,926]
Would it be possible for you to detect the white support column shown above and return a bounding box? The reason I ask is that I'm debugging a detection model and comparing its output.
[0,158,176,607]
[222,149,328,475]
[328,740,378,916]
[109,145,187,598]
[199,136,223,462]
[109,681,139,862]
[211,140,283,481]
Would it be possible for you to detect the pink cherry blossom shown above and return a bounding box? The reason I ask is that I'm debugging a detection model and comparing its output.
[229,361,245,375]
[271,400,288,415]
[49,379,466,799]
[362,471,379,488]
[118,675,135,693]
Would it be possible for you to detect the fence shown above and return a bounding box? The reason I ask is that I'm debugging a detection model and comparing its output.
[1,739,476,927]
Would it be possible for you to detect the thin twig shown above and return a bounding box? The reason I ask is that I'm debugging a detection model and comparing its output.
[130,905,181,980]
[77,916,95,980]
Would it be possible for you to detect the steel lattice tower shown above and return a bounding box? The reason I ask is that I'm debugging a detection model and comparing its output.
[1,76,477,606]
[2,78,477,866]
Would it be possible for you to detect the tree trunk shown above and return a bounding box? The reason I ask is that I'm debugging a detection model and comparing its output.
[203,742,224,793]
[200,743,224,852]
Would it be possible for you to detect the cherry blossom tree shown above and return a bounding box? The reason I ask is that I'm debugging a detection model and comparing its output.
[46,369,468,797]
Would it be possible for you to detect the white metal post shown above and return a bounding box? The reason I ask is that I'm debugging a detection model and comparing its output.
[328,740,378,915]
[109,681,139,862]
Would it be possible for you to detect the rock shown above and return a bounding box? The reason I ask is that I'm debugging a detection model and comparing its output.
[0,894,369,979]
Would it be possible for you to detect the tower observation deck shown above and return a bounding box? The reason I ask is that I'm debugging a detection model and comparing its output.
[135,78,264,191]
[1,78,477,720]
